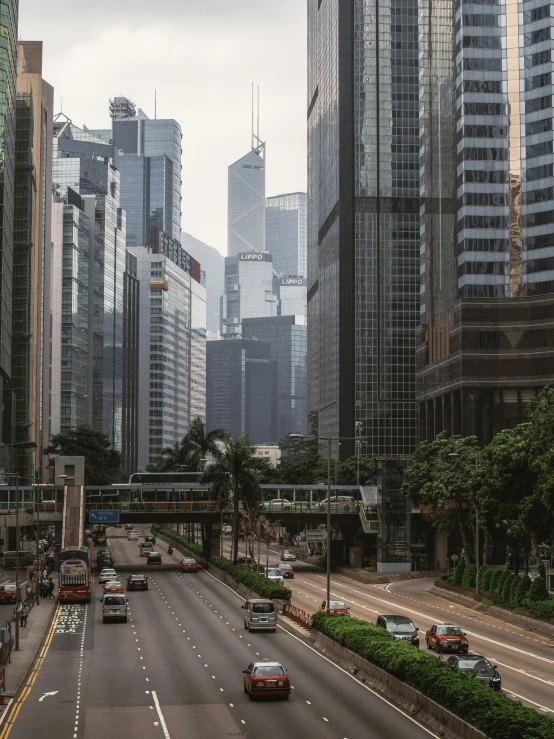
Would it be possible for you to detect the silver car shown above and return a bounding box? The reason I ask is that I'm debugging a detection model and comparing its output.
[102,594,128,623]
[98,568,117,584]
[262,567,285,587]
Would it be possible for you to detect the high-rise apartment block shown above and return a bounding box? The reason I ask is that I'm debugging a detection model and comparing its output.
[417,0,554,443]
[266,192,307,277]
[307,1,420,458]
[50,121,126,450]
[129,248,206,469]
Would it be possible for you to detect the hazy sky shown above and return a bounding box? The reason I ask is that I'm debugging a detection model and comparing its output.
[19,0,307,255]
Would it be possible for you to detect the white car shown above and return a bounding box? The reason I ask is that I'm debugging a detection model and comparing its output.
[264,499,292,511]
[98,568,117,584]
[127,531,138,541]
[262,567,285,587]
[221,524,232,535]
[281,550,296,562]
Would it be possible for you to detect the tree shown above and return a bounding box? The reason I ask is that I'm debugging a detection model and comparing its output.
[149,418,226,473]
[462,563,476,589]
[528,575,549,603]
[202,436,268,564]
[401,433,480,561]
[516,574,532,605]
[44,426,122,485]
[453,561,465,585]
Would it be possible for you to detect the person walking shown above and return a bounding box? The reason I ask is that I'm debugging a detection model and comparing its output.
[20,603,29,628]
[47,578,55,599]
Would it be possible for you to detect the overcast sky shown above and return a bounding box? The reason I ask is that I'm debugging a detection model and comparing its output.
[19,0,307,255]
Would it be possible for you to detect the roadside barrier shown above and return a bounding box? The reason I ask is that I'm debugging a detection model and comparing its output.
[282,602,313,630]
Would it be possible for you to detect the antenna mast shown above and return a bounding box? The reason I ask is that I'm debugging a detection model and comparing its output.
[251,83,265,159]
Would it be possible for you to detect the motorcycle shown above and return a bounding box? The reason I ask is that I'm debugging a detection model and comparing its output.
[168,546,174,555]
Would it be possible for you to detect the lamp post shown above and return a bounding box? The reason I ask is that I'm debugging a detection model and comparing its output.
[448,450,480,593]
[289,433,368,615]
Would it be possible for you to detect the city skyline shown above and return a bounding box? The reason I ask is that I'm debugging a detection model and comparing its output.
[18,0,307,255]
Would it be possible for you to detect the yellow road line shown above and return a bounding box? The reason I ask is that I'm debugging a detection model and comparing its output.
[0,602,60,739]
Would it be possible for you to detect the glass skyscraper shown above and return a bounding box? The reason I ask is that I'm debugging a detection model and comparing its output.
[221,252,277,336]
[228,146,266,256]
[266,192,307,277]
[418,0,554,443]
[307,0,420,458]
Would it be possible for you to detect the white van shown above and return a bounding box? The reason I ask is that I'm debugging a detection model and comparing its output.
[102,593,128,623]
[242,599,277,632]
[139,542,153,557]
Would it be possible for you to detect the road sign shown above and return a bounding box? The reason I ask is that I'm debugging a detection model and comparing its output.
[306,529,326,543]
[451,554,459,562]
[89,510,119,524]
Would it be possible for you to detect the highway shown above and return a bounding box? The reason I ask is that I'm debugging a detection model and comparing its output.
[243,540,554,717]
[1,526,440,739]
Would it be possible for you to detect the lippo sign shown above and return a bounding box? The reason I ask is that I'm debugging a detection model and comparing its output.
[239,252,272,262]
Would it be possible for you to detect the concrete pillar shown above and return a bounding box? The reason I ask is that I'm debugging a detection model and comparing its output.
[443,394,452,437]
[208,523,221,558]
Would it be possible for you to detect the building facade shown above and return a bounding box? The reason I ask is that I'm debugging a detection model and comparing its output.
[307,0,420,458]
[242,315,307,441]
[50,120,126,450]
[221,252,277,336]
[266,192,307,277]
[417,0,554,443]
[273,276,307,318]
[228,146,266,257]
[122,251,139,476]
[129,247,206,470]
[206,338,273,443]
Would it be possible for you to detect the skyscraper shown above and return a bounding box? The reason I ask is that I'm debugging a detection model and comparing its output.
[122,251,139,476]
[418,0,554,443]
[0,0,19,447]
[50,120,126,450]
[6,42,54,481]
[228,142,266,257]
[221,252,277,336]
[307,1,420,458]
[266,192,307,277]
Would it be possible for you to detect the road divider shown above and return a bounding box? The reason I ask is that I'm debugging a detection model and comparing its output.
[282,603,312,630]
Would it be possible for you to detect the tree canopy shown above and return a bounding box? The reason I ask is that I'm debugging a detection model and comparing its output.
[44,426,122,486]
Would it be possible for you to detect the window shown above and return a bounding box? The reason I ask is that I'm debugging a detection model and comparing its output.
[480,332,499,349]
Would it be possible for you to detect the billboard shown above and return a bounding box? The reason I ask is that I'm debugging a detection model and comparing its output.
[89,510,120,524]
[239,252,272,263]
[280,277,306,286]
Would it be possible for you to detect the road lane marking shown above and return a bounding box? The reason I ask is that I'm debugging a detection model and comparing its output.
[504,689,554,713]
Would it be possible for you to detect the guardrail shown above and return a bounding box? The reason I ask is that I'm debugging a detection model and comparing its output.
[281,602,313,630]
[86,501,364,515]
[358,506,379,533]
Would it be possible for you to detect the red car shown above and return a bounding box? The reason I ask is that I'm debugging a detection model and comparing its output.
[243,660,290,700]
[425,623,468,654]
[181,558,198,572]
[0,584,18,604]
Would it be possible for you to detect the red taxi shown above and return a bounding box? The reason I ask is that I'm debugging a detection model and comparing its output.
[243,660,290,700]
[425,623,469,654]
[103,580,124,595]
[319,599,351,616]
[0,584,18,604]
[181,557,198,573]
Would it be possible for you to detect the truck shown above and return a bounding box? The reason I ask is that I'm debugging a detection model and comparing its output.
[59,547,91,603]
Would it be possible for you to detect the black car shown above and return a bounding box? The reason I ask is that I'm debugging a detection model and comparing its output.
[144,536,156,544]
[376,615,420,648]
[95,536,107,547]
[96,549,111,559]
[127,574,149,591]
[446,655,501,690]
[98,555,114,568]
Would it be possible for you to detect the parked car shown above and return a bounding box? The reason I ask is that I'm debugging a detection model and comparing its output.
[376,615,419,647]
[319,600,350,616]
[243,660,290,700]
[425,624,468,654]
[446,654,501,690]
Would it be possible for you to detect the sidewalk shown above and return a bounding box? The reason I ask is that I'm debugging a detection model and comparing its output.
[1,576,58,699]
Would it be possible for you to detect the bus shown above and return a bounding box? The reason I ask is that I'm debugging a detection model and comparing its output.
[59,547,91,603]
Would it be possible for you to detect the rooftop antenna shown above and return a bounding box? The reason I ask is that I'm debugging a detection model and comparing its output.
[257,86,260,140]
[155,89,157,120]
[251,82,254,150]
[251,83,265,159]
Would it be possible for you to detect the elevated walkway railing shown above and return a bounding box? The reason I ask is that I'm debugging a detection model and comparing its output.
[358,505,379,533]
[85,500,365,515]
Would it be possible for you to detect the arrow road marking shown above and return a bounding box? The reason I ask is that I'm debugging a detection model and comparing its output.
[38,691,58,702]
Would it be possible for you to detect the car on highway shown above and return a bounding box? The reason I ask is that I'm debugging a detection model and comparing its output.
[243,599,277,632]
[280,549,296,562]
[261,567,285,587]
[96,549,111,560]
[319,600,350,616]
[113,523,122,528]
[425,624,469,654]
[0,584,18,603]
[103,580,124,594]
[181,557,198,572]
[98,568,118,584]
[243,660,290,700]
[221,524,232,535]
[127,574,149,591]
[127,531,139,541]
[376,615,419,647]
[94,535,107,546]
[144,535,156,544]
[278,563,294,579]
[446,655,501,690]
[102,593,128,623]
[147,551,162,565]
[139,542,154,557]
[124,524,133,531]
[237,555,253,565]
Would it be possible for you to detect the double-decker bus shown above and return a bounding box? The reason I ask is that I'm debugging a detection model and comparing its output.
[59,547,91,603]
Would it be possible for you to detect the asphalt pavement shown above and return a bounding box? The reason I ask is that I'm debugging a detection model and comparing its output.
[0,526,441,739]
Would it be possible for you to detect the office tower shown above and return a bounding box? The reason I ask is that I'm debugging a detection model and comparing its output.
[242,316,307,440]
[122,251,139,476]
[221,252,277,336]
[0,0,19,448]
[307,1,420,458]
[418,0,554,444]
[3,42,53,482]
[273,276,307,318]
[92,101,182,249]
[181,232,224,334]
[266,192,307,277]
[50,120,126,450]
[228,137,266,257]
[128,248,206,469]
[206,338,273,443]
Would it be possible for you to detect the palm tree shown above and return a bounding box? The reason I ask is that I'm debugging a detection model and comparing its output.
[202,436,267,564]
[182,417,226,471]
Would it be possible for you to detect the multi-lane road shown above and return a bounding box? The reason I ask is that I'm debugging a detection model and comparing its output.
[237,539,554,717]
[0,526,441,739]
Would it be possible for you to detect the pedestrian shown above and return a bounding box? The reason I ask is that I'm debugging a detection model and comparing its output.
[20,603,29,628]
[47,578,55,599]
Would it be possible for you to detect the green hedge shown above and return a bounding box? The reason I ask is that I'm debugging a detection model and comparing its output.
[209,555,292,601]
[151,524,205,557]
[312,612,554,739]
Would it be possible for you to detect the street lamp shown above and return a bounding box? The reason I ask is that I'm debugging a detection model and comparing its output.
[448,451,480,593]
[289,433,368,615]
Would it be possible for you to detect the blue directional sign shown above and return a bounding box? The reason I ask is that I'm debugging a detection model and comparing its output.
[89,510,119,524]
